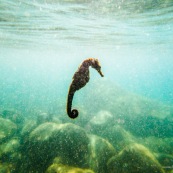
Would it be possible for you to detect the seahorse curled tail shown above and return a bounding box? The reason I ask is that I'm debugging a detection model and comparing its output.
[67,84,78,119]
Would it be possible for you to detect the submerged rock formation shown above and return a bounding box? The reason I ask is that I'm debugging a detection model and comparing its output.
[18,122,116,173]
[82,80,173,138]
[107,143,165,173]
[22,122,90,172]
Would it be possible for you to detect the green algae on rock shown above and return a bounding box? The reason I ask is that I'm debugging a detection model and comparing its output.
[0,118,17,144]
[1,109,24,125]
[155,153,173,172]
[102,125,135,152]
[86,110,113,135]
[46,163,95,173]
[20,120,37,137]
[0,138,20,163]
[107,143,165,173]
[19,122,117,173]
[142,136,173,155]
[23,122,90,172]
[88,134,116,173]
[0,163,14,173]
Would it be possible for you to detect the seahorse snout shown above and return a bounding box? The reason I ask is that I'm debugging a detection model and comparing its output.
[98,69,104,77]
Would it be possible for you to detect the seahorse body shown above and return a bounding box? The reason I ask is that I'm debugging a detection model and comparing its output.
[67,58,104,119]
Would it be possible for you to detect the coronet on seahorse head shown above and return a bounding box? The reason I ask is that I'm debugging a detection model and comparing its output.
[90,58,104,77]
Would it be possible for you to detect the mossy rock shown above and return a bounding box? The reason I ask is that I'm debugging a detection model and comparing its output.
[142,136,173,155]
[1,109,24,125]
[155,153,173,172]
[0,138,20,163]
[86,110,113,135]
[20,120,38,138]
[124,115,173,138]
[88,135,116,173]
[102,125,135,152]
[0,163,15,173]
[46,163,95,173]
[107,143,165,173]
[22,122,90,172]
[0,118,17,144]
[36,112,58,125]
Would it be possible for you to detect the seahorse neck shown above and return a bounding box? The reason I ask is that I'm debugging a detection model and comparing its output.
[82,58,93,68]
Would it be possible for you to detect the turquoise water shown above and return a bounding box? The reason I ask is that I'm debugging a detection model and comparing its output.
[0,0,173,173]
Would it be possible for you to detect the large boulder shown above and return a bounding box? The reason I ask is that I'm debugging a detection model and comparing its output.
[51,135,116,173]
[82,80,172,119]
[82,81,173,138]
[20,122,116,173]
[88,135,116,173]
[107,143,165,173]
[0,117,17,144]
[21,122,90,172]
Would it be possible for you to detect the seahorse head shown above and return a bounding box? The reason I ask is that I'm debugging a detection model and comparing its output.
[91,58,104,77]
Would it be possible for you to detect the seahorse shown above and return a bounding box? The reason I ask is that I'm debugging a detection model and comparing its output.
[67,58,104,119]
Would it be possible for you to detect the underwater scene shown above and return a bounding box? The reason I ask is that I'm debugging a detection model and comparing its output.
[0,0,173,172]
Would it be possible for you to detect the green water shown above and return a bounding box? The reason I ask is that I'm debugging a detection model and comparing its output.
[0,0,173,172]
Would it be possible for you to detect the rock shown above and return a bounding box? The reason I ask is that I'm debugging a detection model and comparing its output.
[155,153,173,172]
[51,116,62,124]
[51,134,116,173]
[20,119,38,150]
[83,80,172,119]
[107,143,165,173]
[36,112,55,125]
[86,110,113,135]
[20,122,116,173]
[1,109,24,125]
[0,138,20,163]
[142,136,173,155]
[88,135,116,173]
[82,81,173,138]
[46,163,95,173]
[0,118,17,144]
[35,111,62,125]
[0,163,14,173]
[102,125,135,152]
[22,122,90,172]
[124,115,173,138]
[20,120,37,138]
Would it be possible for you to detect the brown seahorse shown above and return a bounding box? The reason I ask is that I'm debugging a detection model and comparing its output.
[67,58,104,119]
